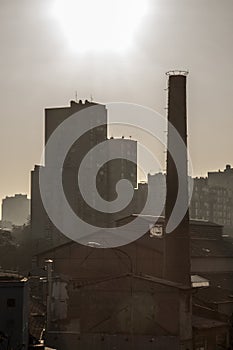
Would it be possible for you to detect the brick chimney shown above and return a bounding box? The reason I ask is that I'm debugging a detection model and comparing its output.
[163,71,191,286]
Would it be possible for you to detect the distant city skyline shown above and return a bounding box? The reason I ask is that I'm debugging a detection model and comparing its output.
[0,0,233,205]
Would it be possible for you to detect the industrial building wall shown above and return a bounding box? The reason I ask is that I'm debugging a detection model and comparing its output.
[36,235,164,280]
[45,333,179,350]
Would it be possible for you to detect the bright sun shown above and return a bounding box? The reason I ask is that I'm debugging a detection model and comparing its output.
[52,0,148,53]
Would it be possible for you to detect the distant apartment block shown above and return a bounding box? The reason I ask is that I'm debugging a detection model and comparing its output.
[208,164,233,190]
[190,178,232,226]
[1,194,30,227]
[190,165,233,229]
[135,166,233,232]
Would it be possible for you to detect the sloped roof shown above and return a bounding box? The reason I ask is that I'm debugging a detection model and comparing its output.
[29,297,46,340]
[0,271,26,282]
[70,273,191,290]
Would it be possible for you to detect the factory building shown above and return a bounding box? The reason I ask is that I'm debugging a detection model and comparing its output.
[29,74,232,349]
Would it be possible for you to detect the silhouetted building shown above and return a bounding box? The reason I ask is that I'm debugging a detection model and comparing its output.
[30,73,197,350]
[207,165,233,229]
[208,164,233,190]
[28,73,233,350]
[190,167,233,230]
[31,100,137,251]
[32,216,232,350]
[134,182,148,214]
[34,237,189,350]
[136,168,233,232]
[134,173,166,216]
[0,273,29,350]
[1,194,30,228]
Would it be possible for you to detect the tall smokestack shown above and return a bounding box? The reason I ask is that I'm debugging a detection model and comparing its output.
[163,71,191,286]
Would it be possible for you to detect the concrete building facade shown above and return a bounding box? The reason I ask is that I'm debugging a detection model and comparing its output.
[136,166,233,233]
[190,166,233,230]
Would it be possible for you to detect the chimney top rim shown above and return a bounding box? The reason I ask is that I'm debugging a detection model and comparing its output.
[166,70,189,76]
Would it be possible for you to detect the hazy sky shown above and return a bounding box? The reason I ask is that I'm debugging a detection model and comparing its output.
[0,0,233,206]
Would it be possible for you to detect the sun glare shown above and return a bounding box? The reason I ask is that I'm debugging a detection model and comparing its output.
[52,0,148,53]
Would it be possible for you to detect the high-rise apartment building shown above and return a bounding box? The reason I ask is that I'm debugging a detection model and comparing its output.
[190,167,233,229]
[31,100,137,250]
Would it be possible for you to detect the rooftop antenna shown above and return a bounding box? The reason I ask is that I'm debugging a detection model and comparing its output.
[75,91,78,102]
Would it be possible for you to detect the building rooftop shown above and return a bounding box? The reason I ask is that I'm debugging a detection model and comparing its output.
[131,214,223,227]
[66,273,191,291]
[0,271,27,283]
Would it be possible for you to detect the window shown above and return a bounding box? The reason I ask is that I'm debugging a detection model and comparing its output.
[7,298,16,308]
